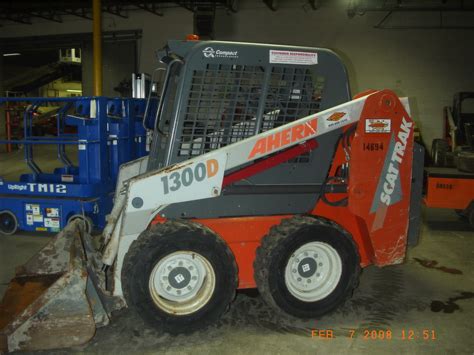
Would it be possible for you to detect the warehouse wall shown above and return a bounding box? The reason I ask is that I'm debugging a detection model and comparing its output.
[81,40,138,97]
[1,0,474,146]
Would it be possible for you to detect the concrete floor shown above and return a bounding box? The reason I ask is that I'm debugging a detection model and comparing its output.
[1,149,474,354]
[1,210,473,354]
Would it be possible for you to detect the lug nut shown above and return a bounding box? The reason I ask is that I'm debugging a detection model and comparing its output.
[319,263,322,267]
[292,269,297,273]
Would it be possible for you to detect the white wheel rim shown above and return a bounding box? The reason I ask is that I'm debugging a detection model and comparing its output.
[284,241,342,302]
[148,251,216,315]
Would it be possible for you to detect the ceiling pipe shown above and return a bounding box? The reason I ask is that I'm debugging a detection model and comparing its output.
[93,0,102,96]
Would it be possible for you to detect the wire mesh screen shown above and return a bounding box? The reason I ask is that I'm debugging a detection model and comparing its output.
[178,63,324,160]
[262,66,325,163]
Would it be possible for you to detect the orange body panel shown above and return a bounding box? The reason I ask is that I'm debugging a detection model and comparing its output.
[424,176,474,209]
[195,216,289,288]
[348,92,414,266]
[195,211,372,289]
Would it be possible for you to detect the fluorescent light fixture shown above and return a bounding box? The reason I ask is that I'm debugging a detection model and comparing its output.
[66,89,82,93]
[3,53,21,57]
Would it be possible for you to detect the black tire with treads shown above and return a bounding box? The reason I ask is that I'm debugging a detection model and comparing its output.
[121,220,238,334]
[254,215,360,319]
[431,139,449,167]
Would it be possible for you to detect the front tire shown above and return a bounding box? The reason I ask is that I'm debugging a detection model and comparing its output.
[254,216,360,318]
[122,220,238,334]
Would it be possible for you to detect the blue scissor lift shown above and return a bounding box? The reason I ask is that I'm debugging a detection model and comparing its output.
[0,96,154,235]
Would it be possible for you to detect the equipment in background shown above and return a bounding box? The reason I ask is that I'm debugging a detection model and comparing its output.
[431,92,474,171]
[132,73,151,99]
[0,40,425,352]
[0,96,153,235]
[424,167,474,228]
[427,92,474,226]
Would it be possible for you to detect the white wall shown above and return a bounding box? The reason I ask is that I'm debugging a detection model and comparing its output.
[1,0,473,146]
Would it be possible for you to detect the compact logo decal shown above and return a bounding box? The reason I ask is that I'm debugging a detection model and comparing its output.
[202,47,215,58]
[202,47,238,59]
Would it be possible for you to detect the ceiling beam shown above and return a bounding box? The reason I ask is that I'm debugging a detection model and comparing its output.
[104,5,129,18]
[0,13,32,24]
[61,8,93,20]
[136,2,163,16]
[31,11,63,23]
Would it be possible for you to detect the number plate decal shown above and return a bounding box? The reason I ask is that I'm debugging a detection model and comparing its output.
[128,152,228,210]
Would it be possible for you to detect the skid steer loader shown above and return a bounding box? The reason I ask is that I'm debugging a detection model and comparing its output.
[0,40,424,352]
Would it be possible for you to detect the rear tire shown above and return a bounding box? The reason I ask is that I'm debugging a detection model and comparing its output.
[122,220,238,334]
[0,210,18,235]
[431,139,449,167]
[254,215,360,318]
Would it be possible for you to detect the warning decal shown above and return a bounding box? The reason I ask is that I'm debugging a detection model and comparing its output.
[269,50,318,65]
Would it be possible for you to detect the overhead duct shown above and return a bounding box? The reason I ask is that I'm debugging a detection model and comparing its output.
[348,0,474,29]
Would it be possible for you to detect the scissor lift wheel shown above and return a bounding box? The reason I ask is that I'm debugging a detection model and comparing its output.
[254,216,360,318]
[0,211,18,235]
[122,220,238,334]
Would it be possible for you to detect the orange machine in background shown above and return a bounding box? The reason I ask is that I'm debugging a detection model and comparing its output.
[424,167,474,227]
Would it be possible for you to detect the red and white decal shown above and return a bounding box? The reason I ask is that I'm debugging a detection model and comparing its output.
[269,50,318,65]
[322,111,350,129]
[365,119,391,133]
[248,118,318,159]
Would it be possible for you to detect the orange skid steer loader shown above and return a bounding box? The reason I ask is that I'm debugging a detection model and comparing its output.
[0,40,424,352]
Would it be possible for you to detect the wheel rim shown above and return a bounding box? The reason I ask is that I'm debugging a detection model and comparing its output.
[148,251,216,315]
[284,241,342,302]
[0,211,17,235]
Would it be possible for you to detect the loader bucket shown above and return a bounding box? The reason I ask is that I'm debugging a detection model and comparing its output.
[0,220,109,353]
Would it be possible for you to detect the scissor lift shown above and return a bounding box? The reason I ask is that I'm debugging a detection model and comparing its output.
[0,96,153,235]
